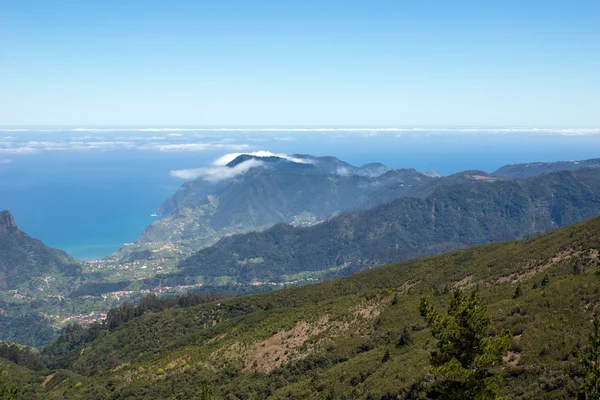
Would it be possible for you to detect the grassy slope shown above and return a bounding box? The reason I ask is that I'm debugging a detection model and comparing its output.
[10,215,600,399]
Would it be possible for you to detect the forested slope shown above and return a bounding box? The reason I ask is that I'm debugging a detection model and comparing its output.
[5,215,599,399]
[171,168,600,285]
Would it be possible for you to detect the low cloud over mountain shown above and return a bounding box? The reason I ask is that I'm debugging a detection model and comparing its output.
[169,151,311,181]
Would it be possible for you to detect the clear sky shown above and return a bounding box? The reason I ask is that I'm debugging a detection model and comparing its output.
[1,0,599,126]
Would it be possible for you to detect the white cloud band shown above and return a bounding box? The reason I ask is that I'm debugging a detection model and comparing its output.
[170,159,264,181]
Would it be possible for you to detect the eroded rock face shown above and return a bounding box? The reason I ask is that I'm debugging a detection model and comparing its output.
[0,210,18,234]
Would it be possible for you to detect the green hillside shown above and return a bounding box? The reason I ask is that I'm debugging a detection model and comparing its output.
[170,168,600,286]
[0,211,84,346]
[0,211,81,289]
[111,155,432,263]
[5,214,600,399]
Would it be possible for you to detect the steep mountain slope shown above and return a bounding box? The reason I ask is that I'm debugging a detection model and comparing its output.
[492,157,600,178]
[113,155,434,262]
[23,215,600,399]
[0,211,85,346]
[156,154,432,231]
[171,168,600,285]
[0,211,81,289]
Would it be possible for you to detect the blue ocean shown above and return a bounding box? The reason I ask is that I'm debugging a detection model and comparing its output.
[1,128,599,260]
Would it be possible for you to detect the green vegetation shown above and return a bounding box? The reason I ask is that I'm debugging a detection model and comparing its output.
[513,282,522,299]
[0,342,43,371]
[172,168,600,286]
[578,317,600,399]
[419,290,510,399]
[200,384,216,400]
[3,162,600,349]
[0,210,85,346]
[1,214,599,398]
[0,210,81,289]
[0,314,55,348]
[0,368,17,400]
[42,292,235,370]
[128,155,432,263]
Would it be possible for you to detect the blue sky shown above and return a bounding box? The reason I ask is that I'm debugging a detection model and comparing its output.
[1,0,599,126]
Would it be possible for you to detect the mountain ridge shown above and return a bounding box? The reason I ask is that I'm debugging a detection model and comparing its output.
[0,210,18,234]
[0,210,82,289]
[168,167,600,286]
[491,156,600,178]
[112,155,435,264]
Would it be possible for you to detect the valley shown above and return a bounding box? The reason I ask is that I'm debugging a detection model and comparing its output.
[3,3,598,397]
[3,207,600,398]
[2,155,600,348]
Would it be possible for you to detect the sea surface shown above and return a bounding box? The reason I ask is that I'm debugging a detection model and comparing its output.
[1,127,599,260]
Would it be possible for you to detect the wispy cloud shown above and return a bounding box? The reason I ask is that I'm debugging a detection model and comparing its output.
[336,166,351,176]
[151,143,251,152]
[57,127,600,135]
[0,147,37,154]
[170,159,264,181]
[2,127,600,135]
[170,150,311,182]
[0,139,251,154]
[212,151,310,166]
[0,158,12,164]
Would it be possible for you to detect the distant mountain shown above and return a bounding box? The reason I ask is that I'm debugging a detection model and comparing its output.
[0,211,81,289]
[491,157,600,178]
[115,155,435,261]
[169,168,600,285]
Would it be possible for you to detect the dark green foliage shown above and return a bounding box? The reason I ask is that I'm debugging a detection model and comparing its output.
[397,327,412,347]
[42,323,106,370]
[420,290,510,399]
[0,314,54,348]
[200,384,216,400]
[104,292,230,331]
[172,168,600,285]
[542,274,550,287]
[381,350,391,363]
[578,317,600,399]
[0,369,17,400]
[513,283,523,299]
[43,291,235,370]
[0,343,43,371]
[6,215,600,399]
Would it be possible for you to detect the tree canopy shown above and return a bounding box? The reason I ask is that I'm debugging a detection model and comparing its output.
[419,289,510,399]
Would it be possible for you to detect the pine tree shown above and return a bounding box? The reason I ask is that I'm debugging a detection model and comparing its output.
[419,289,510,399]
[541,274,550,287]
[397,326,412,347]
[382,350,391,363]
[513,283,522,299]
[578,317,600,399]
